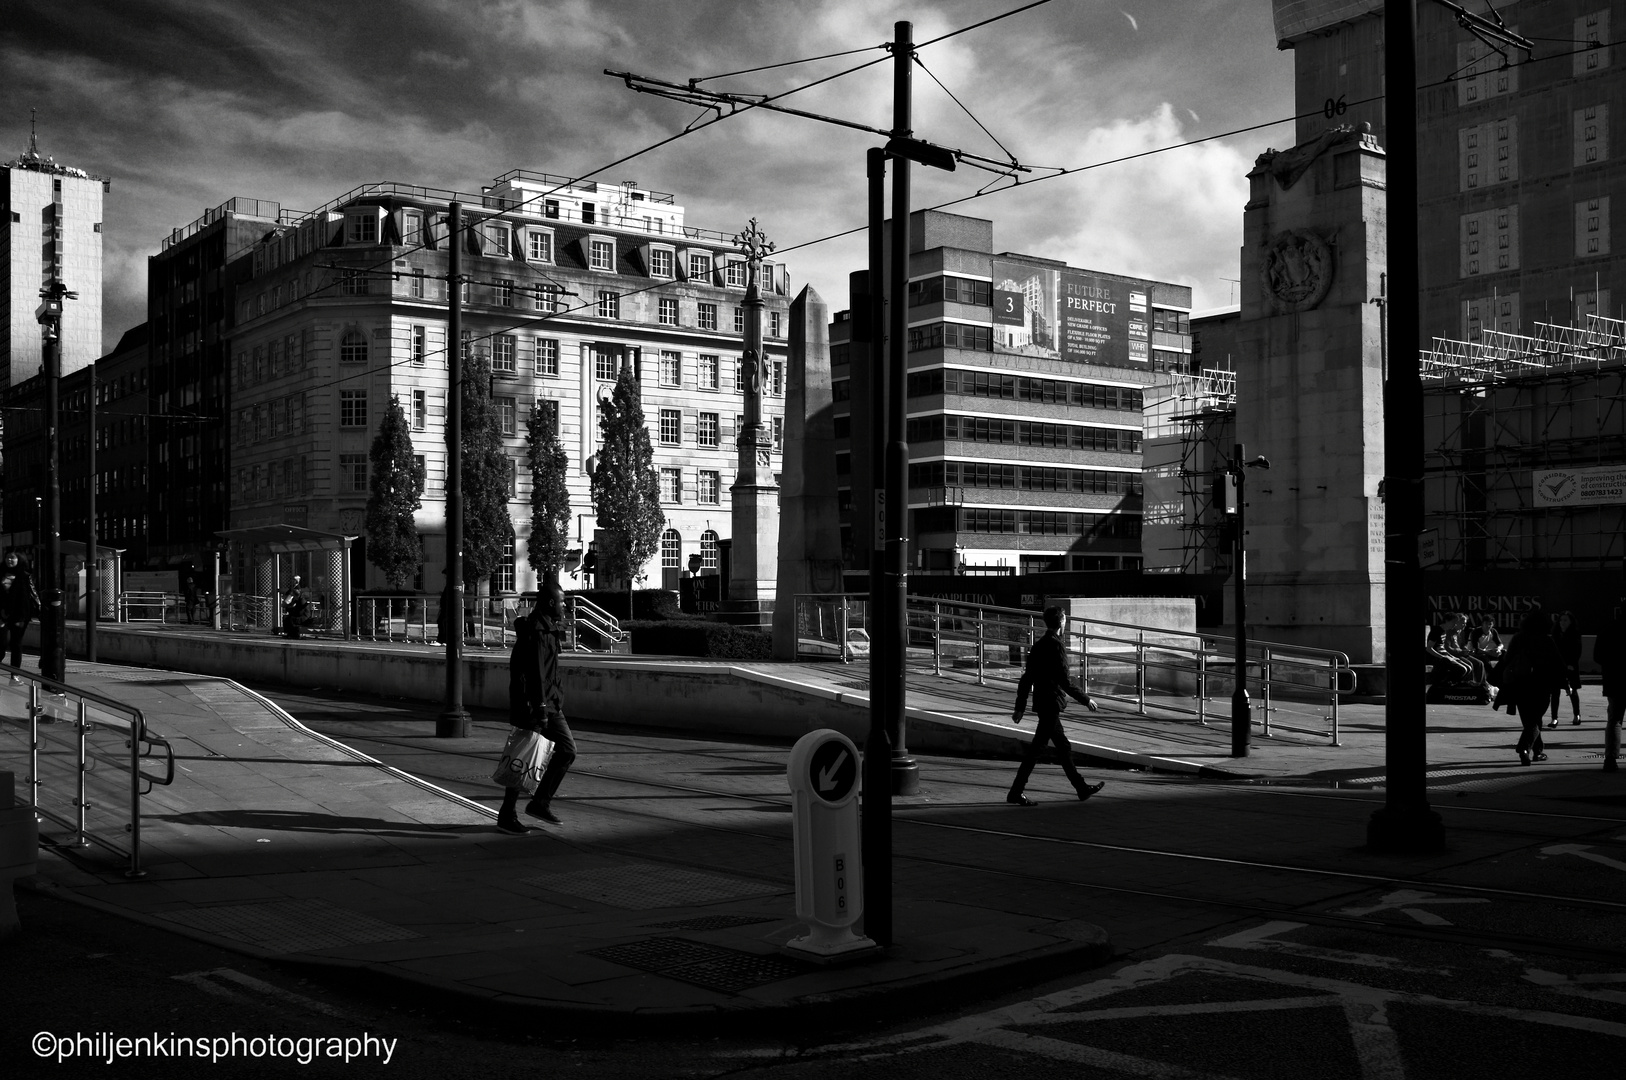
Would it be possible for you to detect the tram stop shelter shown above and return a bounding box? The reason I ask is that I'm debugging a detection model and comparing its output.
[215,525,358,641]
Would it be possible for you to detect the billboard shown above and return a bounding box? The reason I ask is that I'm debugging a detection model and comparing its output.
[991,260,1150,368]
[1532,465,1626,507]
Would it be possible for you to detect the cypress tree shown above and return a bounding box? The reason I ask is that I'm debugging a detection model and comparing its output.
[364,396,425,590]
[461,345,513,588]
[526,402,571,586]
[589,365,663,589]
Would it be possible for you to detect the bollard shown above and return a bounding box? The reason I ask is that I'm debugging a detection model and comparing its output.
[784,730,878,962]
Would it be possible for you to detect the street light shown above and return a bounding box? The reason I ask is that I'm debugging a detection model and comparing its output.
[1225,443,1270,757]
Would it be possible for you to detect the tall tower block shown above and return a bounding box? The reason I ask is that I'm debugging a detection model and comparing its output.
[1235,125,1388,663]
[2,124,106,387]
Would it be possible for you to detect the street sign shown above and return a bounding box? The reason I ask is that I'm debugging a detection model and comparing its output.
[785,730,876,961]
[806,738,857,804]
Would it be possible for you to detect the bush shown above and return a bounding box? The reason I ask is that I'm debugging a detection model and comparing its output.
[569,588,681,621]
[624,619,773,659]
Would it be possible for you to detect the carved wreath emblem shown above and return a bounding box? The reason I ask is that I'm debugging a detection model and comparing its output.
[1259,229,1333,312]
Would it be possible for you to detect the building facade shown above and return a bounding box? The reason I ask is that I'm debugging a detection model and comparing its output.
[829,210,1192,577]
[228,171,789,596]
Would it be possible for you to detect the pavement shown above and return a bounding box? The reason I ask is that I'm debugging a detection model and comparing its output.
[4,647,1622,1032]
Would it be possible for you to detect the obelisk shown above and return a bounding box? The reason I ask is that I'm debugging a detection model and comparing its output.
[726,219,779,626]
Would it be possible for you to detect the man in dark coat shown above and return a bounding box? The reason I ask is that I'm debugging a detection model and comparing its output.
[0,551,41,678]
[1595,603,1625,772]
[1008,606,1106,805]
[498,583,577,831]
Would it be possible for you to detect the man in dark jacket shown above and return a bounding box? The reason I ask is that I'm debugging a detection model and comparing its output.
[1008,606,1106,805]
[1595,603,1625,772]
[498,583,577,831]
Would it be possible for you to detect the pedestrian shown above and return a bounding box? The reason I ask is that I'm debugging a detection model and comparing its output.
[281,576,306,639]
[1500,609,1568,766]
[498,583,576,830]
[0,551,41,680]
[579,544,598,590]
[1594,602,1625,773]
[181,569,201,625]
[1007,606,1105,806]
[1549,610,1582,728]
[1471,613,1504,665]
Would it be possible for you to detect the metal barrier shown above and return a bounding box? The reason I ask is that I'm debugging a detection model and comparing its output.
[219,592,274,632]
[792,594,1355,744]
[352,594,523,648]
[117,591,169,623]
[565,595,627,652]
[0,664,174,877]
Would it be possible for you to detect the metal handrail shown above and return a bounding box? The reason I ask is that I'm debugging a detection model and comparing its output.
[565,596,626,652]
[1,663,174,878]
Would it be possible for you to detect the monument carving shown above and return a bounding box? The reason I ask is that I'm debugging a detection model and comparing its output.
[1259,229,1334,313]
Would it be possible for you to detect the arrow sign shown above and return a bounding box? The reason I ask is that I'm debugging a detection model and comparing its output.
[1542,843,1626,873]
[818,750,850,794]
[807,738,858,804]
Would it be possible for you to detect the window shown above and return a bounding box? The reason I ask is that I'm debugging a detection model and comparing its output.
[495,532,516,593]
[581,202,596,224]
[698,412,719,448]
[659,350,681,387]
[340,389,368,427]
[532,283,560,312]
[495,279,513,307]
[771,359,783,396]
[770,311,782,338]
[590,239,615,271]
[411,270,425,299]
[660,467,683,503]
[699,471,720,504]
[651,249,674,277]
[411,325,427,365]
[544,199,560,219]
[772,415,783,451]
[725,261,747,288]
[340,454,368,492]
[341,270,370,296]
[497,396,517,436]
[595,348,620,381]
[340,330,368,364]
[658,297,678,326]
[659,408,682,445]
[735,358,746,394]
[698,302,717,331]
[488,226,509,257]
[689,252,712,280]
[403,210,423,244]
[700,529,719,568]
[700,353,720,390]
[661,529,682,569]
[535,337,559,377]
[412,389,427,431]
[734,307,746,334]
[346,213,377,244]
[527,230,553,262]
[492,334,516,374]
[597,290,620,319]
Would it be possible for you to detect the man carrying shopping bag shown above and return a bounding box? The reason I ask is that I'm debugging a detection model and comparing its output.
[496,584,577,833]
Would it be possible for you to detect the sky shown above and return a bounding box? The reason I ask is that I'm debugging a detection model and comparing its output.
[2,0,1297,350]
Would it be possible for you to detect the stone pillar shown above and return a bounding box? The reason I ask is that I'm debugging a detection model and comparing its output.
[726,220,779,626]
[772,286,844,659]
[1234,124,1387,662]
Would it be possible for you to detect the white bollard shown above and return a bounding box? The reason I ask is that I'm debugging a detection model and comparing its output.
[784,729,877,961]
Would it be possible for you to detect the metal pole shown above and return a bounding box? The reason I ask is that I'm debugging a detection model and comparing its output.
[887,19,920,799]
[75,699,87,846]
[86,374,97,662]
[1231,444,1250,756]
[42,292,66,682]
[438,201,470,737]
[861,145,894,949]
[1369,0,1444,850]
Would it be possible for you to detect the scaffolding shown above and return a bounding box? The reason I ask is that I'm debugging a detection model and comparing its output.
[1143,370,1236,574]
[1421,316,1626,570]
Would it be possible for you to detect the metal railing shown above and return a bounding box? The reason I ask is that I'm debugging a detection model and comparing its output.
[0,665,174,877]
[117,591,169,623]
[565,596,627,652]
[354,594,524,648]
[792,594,1355,744]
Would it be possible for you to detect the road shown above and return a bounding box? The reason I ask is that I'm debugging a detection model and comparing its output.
[7,680,1623,1078]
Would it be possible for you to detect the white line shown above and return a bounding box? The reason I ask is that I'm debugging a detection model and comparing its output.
[170,971,255,1006]
[210,967,356,1019]
[973,1028,1243,1080]
[1206,921,1449,974]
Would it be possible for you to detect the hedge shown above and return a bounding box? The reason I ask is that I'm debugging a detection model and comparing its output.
[622,619,773,659]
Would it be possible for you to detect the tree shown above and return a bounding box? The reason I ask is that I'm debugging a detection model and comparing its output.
[364,396,425,590]
[589,365,663,590]
[460,345,513,588]
[526,403,572,586]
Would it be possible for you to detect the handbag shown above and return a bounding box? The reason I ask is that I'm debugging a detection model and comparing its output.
[491,725,553,794]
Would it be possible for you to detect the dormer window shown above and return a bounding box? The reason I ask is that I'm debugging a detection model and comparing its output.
[487,225,509,257]
[402,210,423,244]
[725,260,748,288]
[527,228,554,262]
[650,248,674,278]
[689,252,713,280]
[345,209,380,244]
[589,238,615,271]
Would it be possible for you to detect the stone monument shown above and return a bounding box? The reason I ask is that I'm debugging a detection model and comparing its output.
[772,285,844,659]
[1233,123,1388,662]
[725,219,780,627]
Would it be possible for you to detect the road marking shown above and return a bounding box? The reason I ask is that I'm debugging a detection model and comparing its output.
[1541,843,1626,873]
[972,1028,1242,1080]
[1337,888,1491,926]
[1524,968,1626,1005]
[1207,920,1449,973]
[172,968,354,1019]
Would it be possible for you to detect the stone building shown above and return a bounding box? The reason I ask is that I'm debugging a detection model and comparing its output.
[227,171,789,596]
[829,210,1192,577]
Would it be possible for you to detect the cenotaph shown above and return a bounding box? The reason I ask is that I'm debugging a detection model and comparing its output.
[725,219,780,627]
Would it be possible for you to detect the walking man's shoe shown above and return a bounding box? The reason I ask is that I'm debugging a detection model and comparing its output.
[524,801,562,825]
[1076,781,1106,801]
[496,814,530,835]
[1006,794,1036,807]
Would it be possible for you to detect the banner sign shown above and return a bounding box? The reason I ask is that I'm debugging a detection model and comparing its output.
[1532,465,1626,507]
[990,260,1150,367]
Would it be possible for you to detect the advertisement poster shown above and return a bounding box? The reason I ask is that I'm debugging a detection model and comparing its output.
[1532,464,1626,507]
[990,260,1149,367]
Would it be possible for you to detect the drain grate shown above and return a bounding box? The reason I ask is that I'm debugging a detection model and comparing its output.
[157,897,419,954]
[522,863,784,910]
[644,914,779,932]
[584,936,810,994]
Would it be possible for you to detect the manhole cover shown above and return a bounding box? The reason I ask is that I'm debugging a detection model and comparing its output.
[156,898,419,954]
[523,863,784,910]
[585,936,809,994]
[644,914,779,931]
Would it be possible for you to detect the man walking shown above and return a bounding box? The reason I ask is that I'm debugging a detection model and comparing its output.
[1008,606,1106,806]
[498,583,577,831]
